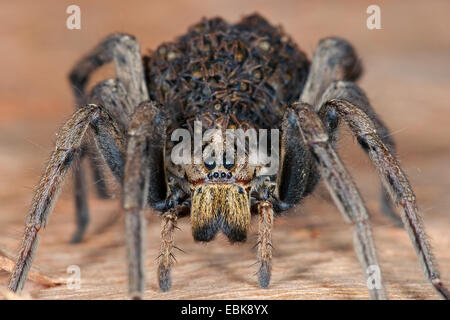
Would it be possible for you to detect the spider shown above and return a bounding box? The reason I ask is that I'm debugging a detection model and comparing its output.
[8,14,449,300]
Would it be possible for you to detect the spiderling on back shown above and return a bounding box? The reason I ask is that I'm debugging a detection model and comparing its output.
[144,14,310,132]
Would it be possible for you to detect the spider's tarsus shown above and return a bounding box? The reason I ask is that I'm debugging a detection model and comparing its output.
[130,292,143,300]
[158,265,171,292]
[432,278,450,300]
[258,261,271,288]
[70,210,89,244]
[70,230,85,244]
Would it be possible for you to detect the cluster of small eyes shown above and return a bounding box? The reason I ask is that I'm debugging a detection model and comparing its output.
[207,171,233,180]
[204,158,234,180]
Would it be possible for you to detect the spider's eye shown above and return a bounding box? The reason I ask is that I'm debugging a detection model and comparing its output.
[223,154,235,171]
[204,157,216,171]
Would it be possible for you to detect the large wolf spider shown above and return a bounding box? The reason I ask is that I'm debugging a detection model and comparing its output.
[8,14,449,299]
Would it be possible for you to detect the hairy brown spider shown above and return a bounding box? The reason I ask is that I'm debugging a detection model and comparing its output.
[8,14,449,300]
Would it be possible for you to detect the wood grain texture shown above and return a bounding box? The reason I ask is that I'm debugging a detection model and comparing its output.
[1,185,449,300]
[0,0,449,300]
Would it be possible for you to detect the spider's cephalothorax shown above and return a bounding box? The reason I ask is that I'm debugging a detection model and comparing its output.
[8,14,449,300]
[145,15,310,243]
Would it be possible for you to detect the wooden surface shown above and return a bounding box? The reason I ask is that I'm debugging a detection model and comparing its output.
[1,0,449,300]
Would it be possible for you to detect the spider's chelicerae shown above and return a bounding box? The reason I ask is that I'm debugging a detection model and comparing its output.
[8,14,449,299]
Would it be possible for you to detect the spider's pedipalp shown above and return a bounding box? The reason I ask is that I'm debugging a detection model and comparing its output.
[256,201,274,288]
[157,211,178,292]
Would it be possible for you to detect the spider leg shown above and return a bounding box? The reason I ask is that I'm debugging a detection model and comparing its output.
[323,82,403,226]
[317,85,449,299]
[71,145,90,243]
[8,104,126,292]
[300,37,362,108]
[158,211,177,292]
[90,79,134,132]
[87,148,110,199]
[275,37,362,210]
[70,79,133,243]
[301,37,401,226]
[276,106,317,207]
[256,201,274,288]
[69,33,149,242]
[69,33,148,108]
[285,102,387,300]
[123,101,167,299]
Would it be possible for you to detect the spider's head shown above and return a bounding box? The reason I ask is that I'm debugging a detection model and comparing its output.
[172,121,278,242]
[183,139,256,243]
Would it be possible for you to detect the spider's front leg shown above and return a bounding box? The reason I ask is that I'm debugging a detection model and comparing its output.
[276,103,387,300]
[317,82,450,299]
[122,101,168,298]
[8,104,125,293]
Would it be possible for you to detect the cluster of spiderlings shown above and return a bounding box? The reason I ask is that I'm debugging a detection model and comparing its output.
[144,14,310,133]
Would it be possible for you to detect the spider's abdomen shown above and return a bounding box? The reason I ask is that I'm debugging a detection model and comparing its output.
[144,13,310,130]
